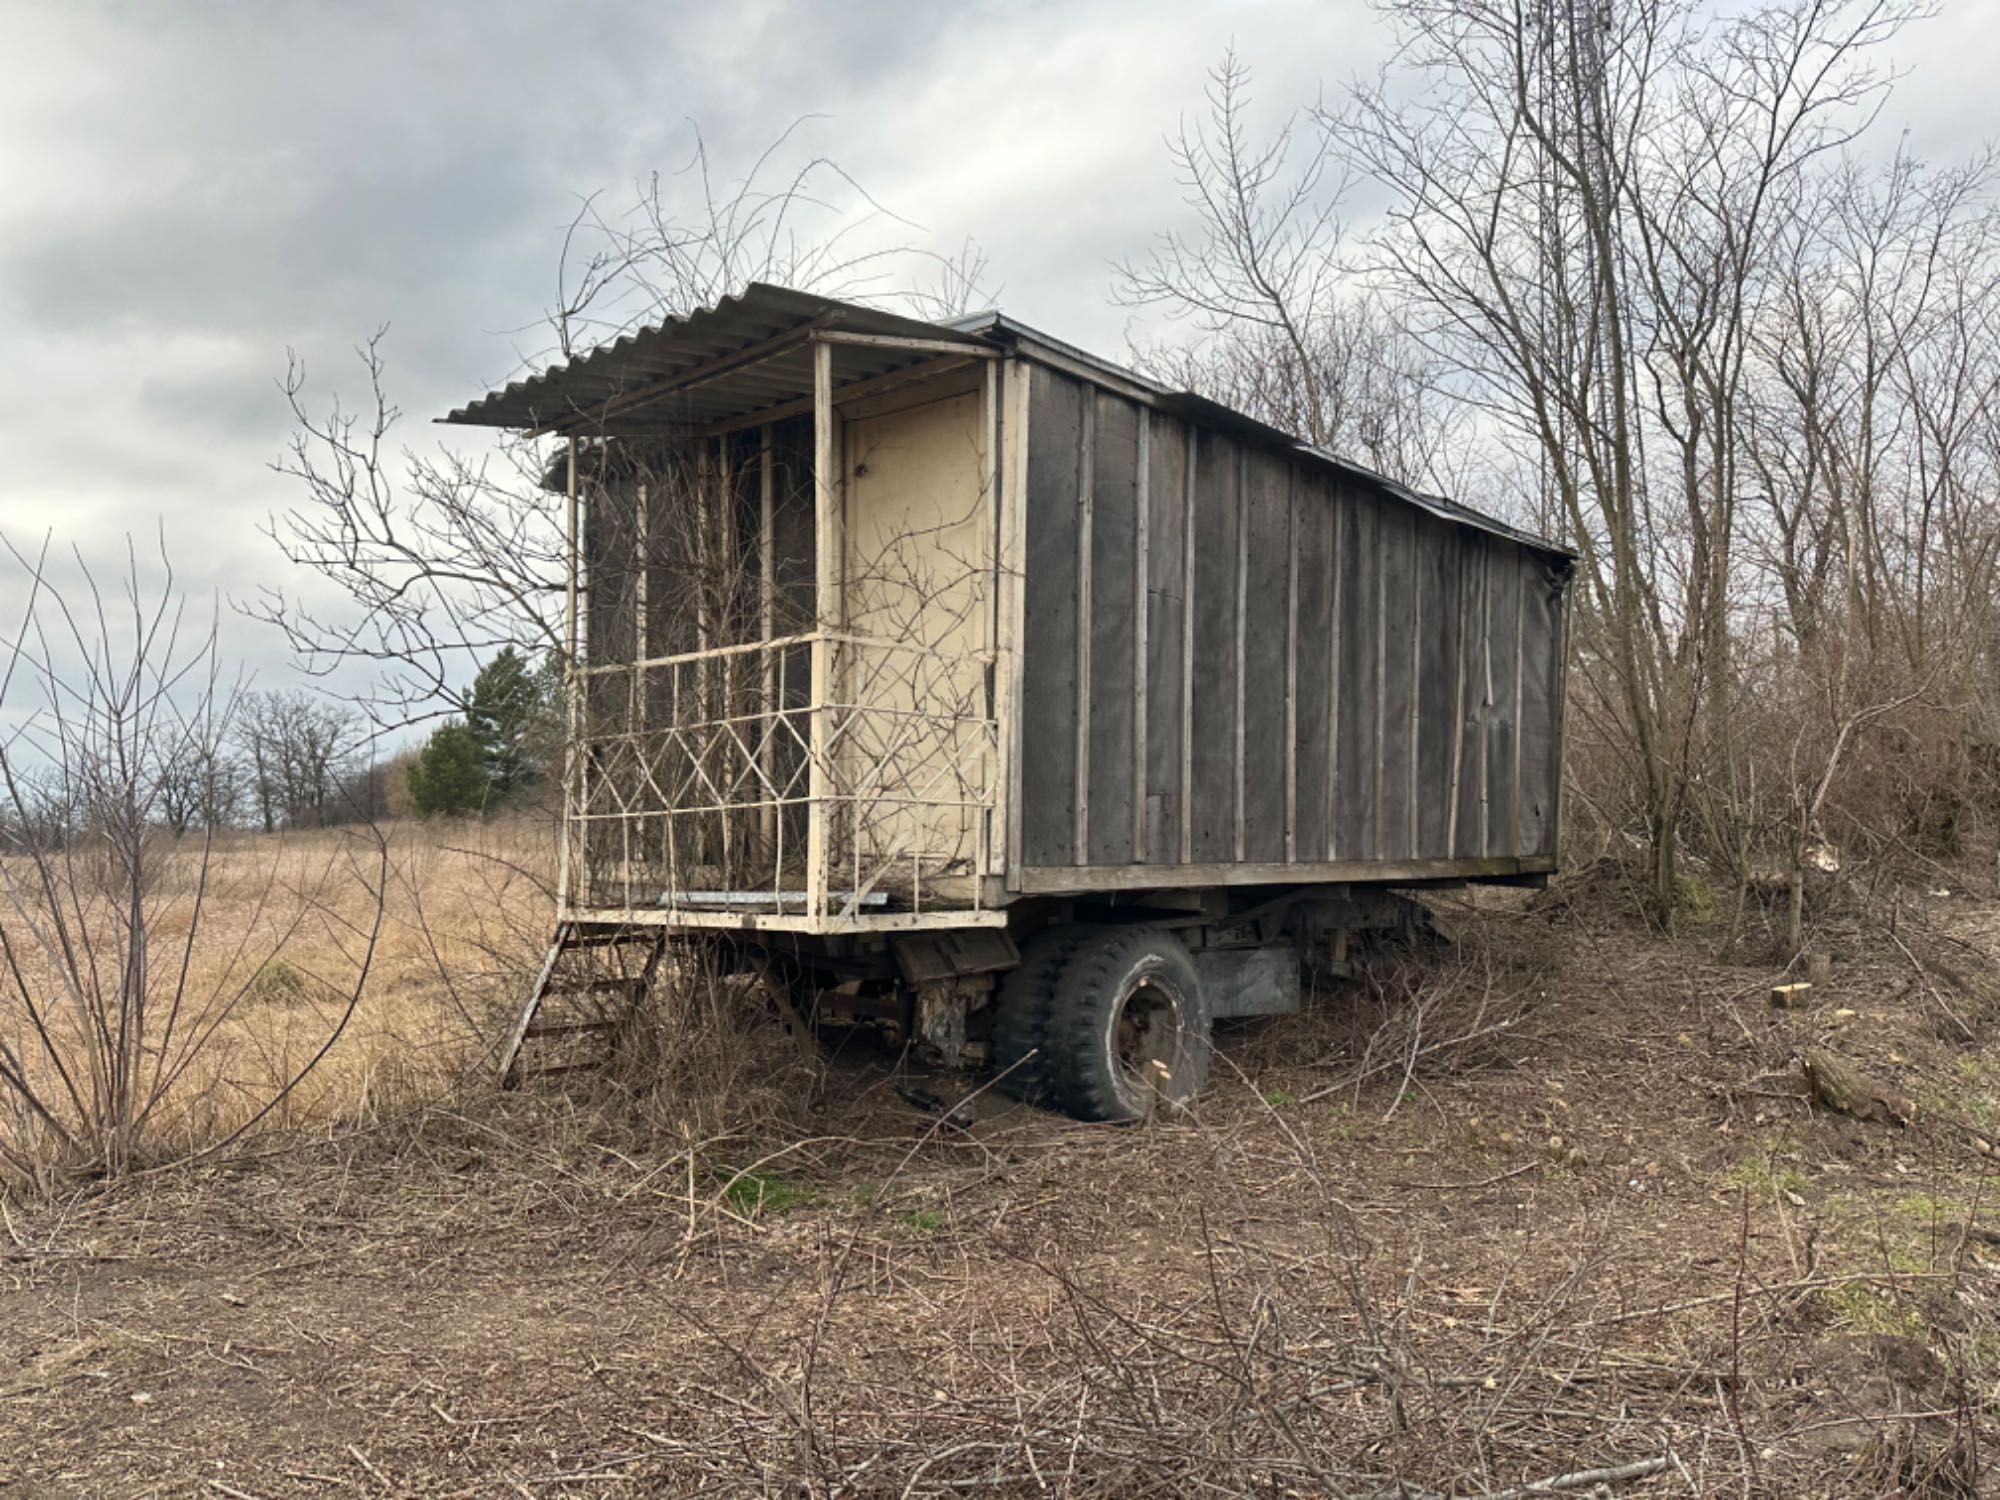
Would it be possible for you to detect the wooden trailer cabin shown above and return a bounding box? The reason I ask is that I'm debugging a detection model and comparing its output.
[449,284,1573,1117]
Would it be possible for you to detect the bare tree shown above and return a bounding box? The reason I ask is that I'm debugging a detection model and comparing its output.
[151,735,244,836]
[1116,51,1470,494]
[1317,0,1921,917]
[236,688,364,831]
[253,121,994,730]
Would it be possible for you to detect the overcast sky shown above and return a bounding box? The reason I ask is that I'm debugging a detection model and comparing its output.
[0,0,1989,710]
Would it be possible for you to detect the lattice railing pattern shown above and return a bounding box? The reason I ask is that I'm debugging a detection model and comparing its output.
[565,633,997,922]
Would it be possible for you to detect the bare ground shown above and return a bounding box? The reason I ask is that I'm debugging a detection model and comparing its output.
[4,877,1999,1497]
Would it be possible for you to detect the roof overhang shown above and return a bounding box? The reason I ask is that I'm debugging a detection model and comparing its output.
[440,282,997,437]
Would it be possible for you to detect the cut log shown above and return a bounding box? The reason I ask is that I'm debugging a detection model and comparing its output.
[1801,1050,1914,1127]
[1771,982,1812,1009]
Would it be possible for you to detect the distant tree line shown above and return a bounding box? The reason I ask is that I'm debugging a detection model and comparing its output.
[0,649,557,849]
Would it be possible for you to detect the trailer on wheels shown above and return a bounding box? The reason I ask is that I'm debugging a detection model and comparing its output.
[447,284,1573,1119]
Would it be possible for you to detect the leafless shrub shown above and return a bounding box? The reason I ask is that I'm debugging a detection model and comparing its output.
[0,538,387,1188]
[599,946,822,1146]
[1289,920,1544,1117]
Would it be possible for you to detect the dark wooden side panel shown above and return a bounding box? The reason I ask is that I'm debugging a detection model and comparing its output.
[1188,429,1240,861]
[1519,555,1564,856]
[1143,414,1188,862]
[1484,544,1522,859]
[1012,368,1565,883]
[1415,517,1461,860]
[1292,469,1336,862]
[1241,450,1291,863]
[768,420,817,861]
[1333,484,1378,859]
[769,417,818,637]
[1454,537,1488,858]
[1378,502,1417,859]
[1020,364,1083,867]
[1086,392,1140,865]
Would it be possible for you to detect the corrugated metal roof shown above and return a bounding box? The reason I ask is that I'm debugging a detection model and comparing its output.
[441,283,995,434]
[445,286,1571,560]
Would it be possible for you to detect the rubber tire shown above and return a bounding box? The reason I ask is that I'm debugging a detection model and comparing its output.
[1046,926,1211,1122]
[989,924,1089,1102]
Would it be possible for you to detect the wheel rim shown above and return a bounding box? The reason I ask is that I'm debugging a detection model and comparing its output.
[1113,978,1183,1099]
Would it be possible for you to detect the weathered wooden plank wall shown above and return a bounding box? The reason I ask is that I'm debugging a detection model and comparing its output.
[1017,361,1566,880]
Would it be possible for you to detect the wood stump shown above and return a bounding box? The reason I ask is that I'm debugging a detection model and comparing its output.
[1801,1050,1914,1127]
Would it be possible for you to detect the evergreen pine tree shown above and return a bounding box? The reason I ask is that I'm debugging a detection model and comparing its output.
[465,647,544,802]
[406,720,487,816]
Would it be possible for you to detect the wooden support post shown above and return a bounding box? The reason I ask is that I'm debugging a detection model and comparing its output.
[628,479,649,909]
[696,440,720,878]
[1000,359,1031,892]
[759,424,777,863]
[807,339,837,921]
[557,436,581,913]
[979,357,1000,893]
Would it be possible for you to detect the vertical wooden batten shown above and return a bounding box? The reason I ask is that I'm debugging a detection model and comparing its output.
[557,435,580,912]
[758,426,776,860]
[981,358,1001,886]
[1550,562,1571,856]
[1132,412,1150,863]
[1000,359,1031,890]
[1408,526,1422,860]
[1445,533,1468,856]
[1372,503,1388,862]
[1476,544,1492,856]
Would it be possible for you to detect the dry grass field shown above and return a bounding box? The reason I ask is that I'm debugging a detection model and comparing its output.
[0,819,558,1167]
[3,826,1999,1496]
